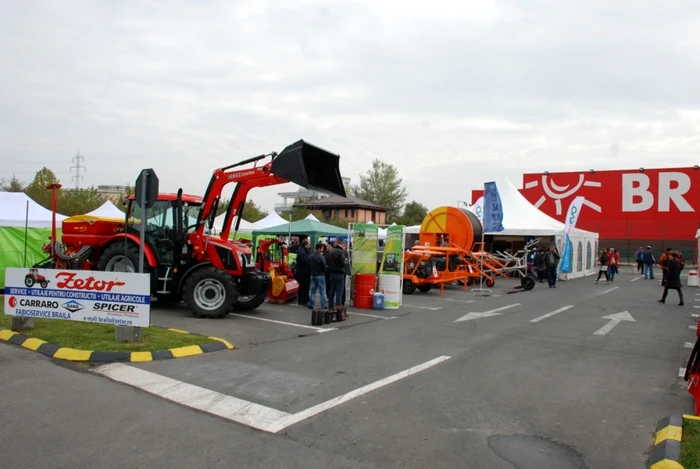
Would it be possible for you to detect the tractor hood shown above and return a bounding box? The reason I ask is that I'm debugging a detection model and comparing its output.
[271,140,347,198]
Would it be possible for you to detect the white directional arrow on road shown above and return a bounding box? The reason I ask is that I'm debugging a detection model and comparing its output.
[454,304,521,323]
[593,311,635,336]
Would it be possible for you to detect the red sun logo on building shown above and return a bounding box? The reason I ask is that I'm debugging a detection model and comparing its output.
[8,296,17,308]
[524,174,603,216]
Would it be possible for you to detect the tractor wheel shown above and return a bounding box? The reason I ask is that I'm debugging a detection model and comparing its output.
[486,277,496,288]
[417,284,432,293]
[232,292,267,311]
[40,281,48,288]
[403,279,416,295]
[99,243,142,273]
[24,277,34,287]
[521,274,536,291]
[183,267,237,319]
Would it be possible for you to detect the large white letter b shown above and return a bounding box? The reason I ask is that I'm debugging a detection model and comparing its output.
[622,173,653,212]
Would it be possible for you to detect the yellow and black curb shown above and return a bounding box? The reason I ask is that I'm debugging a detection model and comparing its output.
[0,325,234,363]
[650,414,685,468]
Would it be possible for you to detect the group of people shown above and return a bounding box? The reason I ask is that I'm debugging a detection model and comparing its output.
[530,245,561,288]
[289,236,351,311]
[632,246,686,305]
[594,247,620,284]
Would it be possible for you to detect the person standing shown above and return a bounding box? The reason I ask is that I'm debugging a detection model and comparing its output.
[659,247,672,286]
[658,251,684,305]
[307,242,328,310]
[295,238,312,306]
[545,245,560,288]
[594,249,610,284]
[536,247,546,283]
[607,248,618,282]
[635,247,644,274]
[643,246,656,280]
[327,242,347,310]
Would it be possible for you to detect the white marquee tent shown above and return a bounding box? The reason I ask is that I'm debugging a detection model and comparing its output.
[212,212,260,234]
[86,200,124,218]
[485,178,599,279]
[0,192,66,228]
[255,211,289,229]
[305,213,320,222]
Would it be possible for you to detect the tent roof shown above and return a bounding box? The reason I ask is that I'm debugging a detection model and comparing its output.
[255,211,289,229]
[86,200,124,218]
[212,213,259,233]
[253,218,347,237]
[485,178,597,237]
[305,213,320,222]
[0,192,67,228]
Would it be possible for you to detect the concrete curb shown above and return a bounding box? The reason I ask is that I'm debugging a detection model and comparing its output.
[650,415,684,468]
[0,325,234,363]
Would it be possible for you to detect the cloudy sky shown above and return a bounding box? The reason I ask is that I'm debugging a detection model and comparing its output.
[1,0,699,216]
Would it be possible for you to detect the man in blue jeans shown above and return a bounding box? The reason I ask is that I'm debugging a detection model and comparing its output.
[643,246,656,280]
[327,242,348,310]
[307,242,328,310]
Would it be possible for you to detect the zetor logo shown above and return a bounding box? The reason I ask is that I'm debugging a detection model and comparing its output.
[8,296,17,308]
[55,272,126,292]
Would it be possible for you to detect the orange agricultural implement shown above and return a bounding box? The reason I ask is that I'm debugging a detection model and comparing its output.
[255,238,299,304]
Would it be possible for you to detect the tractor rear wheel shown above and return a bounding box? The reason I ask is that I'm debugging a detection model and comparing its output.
[403,279,416,295]
[232,292,267,311]
[417,284,432,293]
[183,267,236,319]
[99,243,142,273]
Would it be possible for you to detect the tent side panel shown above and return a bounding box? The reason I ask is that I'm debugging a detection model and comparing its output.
[0,227,57,289]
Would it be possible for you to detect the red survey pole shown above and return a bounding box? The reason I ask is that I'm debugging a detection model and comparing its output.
[46,183,62,258]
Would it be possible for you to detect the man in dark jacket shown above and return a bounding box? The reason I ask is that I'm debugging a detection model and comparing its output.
[545,245,560,288]
[327,243,347,310]
[308,242,328,310]
[295,238,312,306]
[533,248,545,283]
[659,251,684,305]
[642,246,655,280]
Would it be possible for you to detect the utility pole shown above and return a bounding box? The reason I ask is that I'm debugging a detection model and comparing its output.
[71,151,86,189]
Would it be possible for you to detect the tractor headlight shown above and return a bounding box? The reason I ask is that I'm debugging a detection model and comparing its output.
[238,252,247,268]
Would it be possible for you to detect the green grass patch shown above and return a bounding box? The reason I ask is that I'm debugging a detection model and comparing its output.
[0,302,211,352]
[682,419,700,469]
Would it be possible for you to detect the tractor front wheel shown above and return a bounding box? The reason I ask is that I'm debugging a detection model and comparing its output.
[40,281,48,288]
[403,279,416,295]
[183,267,236,319]
[232,292,267,311]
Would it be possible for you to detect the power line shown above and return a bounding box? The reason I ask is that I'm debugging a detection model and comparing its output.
[70,151,86,189]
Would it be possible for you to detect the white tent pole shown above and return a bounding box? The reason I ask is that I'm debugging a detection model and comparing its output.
[23,200,29,267]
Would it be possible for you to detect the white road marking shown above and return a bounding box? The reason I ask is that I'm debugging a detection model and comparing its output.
[596,287,619,296]
[686,342,694,348]
[454,304,521,323]
[529,305,574,323]
[694,305,700,309]
[229,313,337,333]
[690,325,697,330]
[630,277,641,282]
[349,311,398,320]
[696,299,700,302]
[680,368,687,378]
[402,304,443,311]
[92,364,291,431]
[693,314,700,318]
[93,356,452,434]
[593,311,635,336]
[443,298,476,304]
[264,355,452,433]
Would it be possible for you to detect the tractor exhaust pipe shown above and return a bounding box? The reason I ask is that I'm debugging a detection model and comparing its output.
[271,140,347,198]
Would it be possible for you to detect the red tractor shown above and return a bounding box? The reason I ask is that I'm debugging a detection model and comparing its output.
[255,238,299,303]
[38,140,346,319]
[24,268,49,288]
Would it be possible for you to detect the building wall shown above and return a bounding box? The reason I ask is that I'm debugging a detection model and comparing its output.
[307,207,386,224]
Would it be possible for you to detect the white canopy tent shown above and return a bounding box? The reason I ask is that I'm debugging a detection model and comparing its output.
[484,178,599,279]
[305,213,320,222]
[212,212,260,234]
[0,192,67,228]
[86,200,124,218]
[255,212,289,229]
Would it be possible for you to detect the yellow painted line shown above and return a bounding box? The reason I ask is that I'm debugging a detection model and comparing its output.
[21,337,46,351]
[650,459,684,469]
[655,425,682,444]
[53,347,93,362]
[167,328,190,334]
[169,345,204,358]
[130,351,153,363]
[0,330,18,341]
[208,337,234,349]
[684,414,700,421]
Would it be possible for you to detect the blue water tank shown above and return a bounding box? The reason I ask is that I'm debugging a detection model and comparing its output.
[373,292,385,310]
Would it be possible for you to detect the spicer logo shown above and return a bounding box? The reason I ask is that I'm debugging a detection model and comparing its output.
[62,300,84,313]
[93,303,136,313]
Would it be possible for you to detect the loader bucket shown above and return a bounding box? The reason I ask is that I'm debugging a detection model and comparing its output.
[271,140,347,198]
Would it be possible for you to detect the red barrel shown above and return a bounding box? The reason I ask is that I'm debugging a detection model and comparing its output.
[353,273,376,309]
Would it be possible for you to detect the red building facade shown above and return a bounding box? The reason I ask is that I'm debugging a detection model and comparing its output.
[471,166,700,261]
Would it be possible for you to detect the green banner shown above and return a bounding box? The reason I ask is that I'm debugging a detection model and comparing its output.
[0,227,58,290]
[380,225,404,275]
[351,223,378,275]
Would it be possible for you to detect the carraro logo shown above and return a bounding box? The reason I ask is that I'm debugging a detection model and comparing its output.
[8,296,17,308]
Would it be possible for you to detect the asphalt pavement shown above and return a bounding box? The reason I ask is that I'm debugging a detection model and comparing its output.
[1,266,696,468]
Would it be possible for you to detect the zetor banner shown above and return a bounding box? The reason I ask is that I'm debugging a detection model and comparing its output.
[351,223,379,275]
[3,268,151,328]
